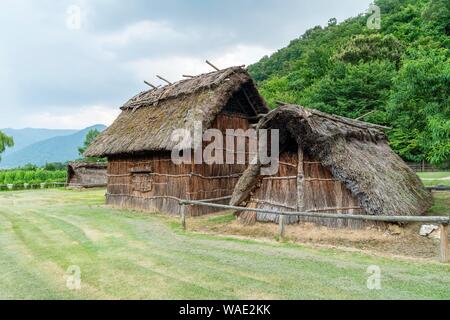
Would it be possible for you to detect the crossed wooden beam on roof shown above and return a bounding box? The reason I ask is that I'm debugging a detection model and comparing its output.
[144,60,223,89]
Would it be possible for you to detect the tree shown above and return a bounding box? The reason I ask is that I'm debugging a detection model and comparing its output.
[78,129,105,162]
[334,34,404,68]
[301,60,395,120]
[387,49,450,165]
[422,0,450,35]
[0,131,14,162]
[258,76,302,108]
[20,163,38,171]
[44,162,66,171]
[78,129,101,156]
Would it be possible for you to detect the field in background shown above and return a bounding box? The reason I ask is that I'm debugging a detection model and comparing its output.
[418,172,450,187]
[0,169,66,190]
[0,189,449,299]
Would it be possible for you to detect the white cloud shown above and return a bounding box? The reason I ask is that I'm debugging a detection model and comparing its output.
[13,43,273,129]
[0,0,374,129]
[124,44,274,86]
[98,20,181,47]
[22,105,120,129]
[125,56,207,85]
[212,44,274,69]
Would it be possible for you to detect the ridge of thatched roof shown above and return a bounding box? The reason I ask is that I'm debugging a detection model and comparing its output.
[85,66,268,157]
[231,105,432,217]
[67,161,107,170]
[121,66,247,111]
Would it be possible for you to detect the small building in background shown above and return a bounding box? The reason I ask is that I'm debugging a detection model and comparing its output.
[67,162,107,188]
[230,105,432,229]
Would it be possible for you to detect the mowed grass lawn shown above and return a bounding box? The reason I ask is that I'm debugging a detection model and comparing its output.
[417,172,450,187]
[0,189,449,300]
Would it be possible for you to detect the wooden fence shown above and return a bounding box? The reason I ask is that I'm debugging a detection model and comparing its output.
[0,182,110,191]
[0,182,67,191]
[179,199,450,263]
[407,162,450,172]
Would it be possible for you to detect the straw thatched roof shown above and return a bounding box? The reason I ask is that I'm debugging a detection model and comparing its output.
[67,161,107,171]
[67,161,107,188]
[231,105,432,217]
[85,66,268,157]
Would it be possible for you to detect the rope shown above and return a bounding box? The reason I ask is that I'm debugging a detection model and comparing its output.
[186,188,235,195]
[107,172,243,180]
[106,193,231,203]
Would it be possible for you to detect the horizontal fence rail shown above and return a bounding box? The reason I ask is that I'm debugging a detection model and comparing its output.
[407,164,450,172]
[427,186,450,191]
[0,182,67,191]
[179,199,449,263]
[179,200,449,224]
[0,182,110,191]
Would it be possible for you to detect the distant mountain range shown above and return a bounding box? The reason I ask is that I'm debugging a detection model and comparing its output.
[0,125,106,168]
[1,128,79,157]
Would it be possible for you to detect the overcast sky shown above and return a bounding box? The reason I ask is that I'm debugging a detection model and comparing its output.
[0,0,372,129]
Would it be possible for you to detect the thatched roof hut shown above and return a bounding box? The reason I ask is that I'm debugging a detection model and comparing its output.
[85,66,267,157]
[67,161,107,188]
[85,66,269,215]
[230,105,432,228]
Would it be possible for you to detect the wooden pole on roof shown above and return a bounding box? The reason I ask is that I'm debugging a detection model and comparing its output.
[356,110,377,121]
[144,81,158,89]
[206,60,220,71]
[315,111,392,130]
[156,75,172,85]
[275,100,289,106]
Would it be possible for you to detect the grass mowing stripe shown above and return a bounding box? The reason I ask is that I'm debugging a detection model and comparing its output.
[1,189,449,299]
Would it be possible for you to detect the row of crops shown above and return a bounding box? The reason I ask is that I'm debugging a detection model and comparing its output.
[0,169,67,191]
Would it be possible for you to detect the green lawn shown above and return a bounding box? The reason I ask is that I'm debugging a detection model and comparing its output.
[418,172,450,180]
[418,172,450,187]
[0,189,449,300]
[427,192,450,216]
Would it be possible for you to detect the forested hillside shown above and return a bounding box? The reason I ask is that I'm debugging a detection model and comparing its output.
[248,0,449,166]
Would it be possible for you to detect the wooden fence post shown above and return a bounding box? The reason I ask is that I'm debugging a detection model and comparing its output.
[181,205,186,231]
[179,199,450,262]
[440,222,449,263]
[279,214,285,241]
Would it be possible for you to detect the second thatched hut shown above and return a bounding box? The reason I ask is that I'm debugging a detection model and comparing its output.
[67,162,107,188]
[230,105,432,229]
